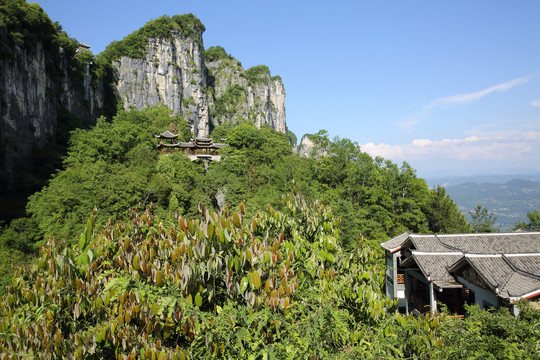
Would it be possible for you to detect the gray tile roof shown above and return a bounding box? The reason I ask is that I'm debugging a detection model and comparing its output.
[461,256,514,289]
[381,232,411,252]
[409,235,458,252]
[437,232,540,254]
[448,254,540,301]
[499,272,540,300]
[392,231,540,301]
[155,130,178,139]
[505,255,540,276]
[408,253,463,283]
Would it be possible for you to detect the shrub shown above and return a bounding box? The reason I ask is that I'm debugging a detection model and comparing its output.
[204,46,230,62]
[101,14,205,61]
[245,65,270,86]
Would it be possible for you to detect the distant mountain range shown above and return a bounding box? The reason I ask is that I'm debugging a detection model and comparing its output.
[426,175,540,231]
[425,173,540,188]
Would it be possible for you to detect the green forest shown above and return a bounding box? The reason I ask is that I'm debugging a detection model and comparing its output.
[1,107,538,358]
[1,1,539,358]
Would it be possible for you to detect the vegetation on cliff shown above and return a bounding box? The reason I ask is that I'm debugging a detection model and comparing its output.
[0,0,63,48]
[204,46,231,63]
[245,65,272,86]
[101,14,205,61]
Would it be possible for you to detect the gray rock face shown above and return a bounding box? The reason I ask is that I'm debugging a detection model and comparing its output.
[0,19,288,189]
[114,30,210,136]
[206,59,286,133]
[0,29,102,188]
[113,31,287,137]
[297,134,316,157]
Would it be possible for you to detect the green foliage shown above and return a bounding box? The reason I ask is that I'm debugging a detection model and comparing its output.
[513,209,540,231]
[0,0,57,48]
[211,84,247,119]
[0,244,31,295]
[424,186,471,233]
[5,110,467,286]
[469,204,498,233]
[101,14,205,61]
[183,96,196,107]
[1,191,446,359]
[434,304,540,359]
[286,128,297,147]
[204,46,231,62]
[26,107,192,241]
[245,65,271,86]
[156,154,211,215]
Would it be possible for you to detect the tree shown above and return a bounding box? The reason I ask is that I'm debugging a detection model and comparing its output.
[26,107,192,241]
[469,205,498,233]
[0,192,414,359]
[424,186,471,234]
[513,209,540,231]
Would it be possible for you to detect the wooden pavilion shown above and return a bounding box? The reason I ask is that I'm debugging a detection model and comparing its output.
[155,131,226,161]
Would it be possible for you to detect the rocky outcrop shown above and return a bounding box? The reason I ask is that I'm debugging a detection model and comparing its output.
[112,26,286,137]
[206,60,286,133]
[296,134,315,157]
[114,30,210,136]
[0,12,288,190]
[0,28,103,189]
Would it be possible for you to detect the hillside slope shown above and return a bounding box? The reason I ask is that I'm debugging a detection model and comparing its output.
[445,179,540,230]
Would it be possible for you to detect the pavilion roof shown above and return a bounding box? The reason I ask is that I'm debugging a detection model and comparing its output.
[155,130,179,139]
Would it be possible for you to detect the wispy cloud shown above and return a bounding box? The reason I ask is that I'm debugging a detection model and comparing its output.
[427,77,530,109]
[400,76,532,132]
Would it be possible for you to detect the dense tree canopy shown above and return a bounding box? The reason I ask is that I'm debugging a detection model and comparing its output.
[0,106,535,359]
[2,108,470,269]
[24,107,191,241]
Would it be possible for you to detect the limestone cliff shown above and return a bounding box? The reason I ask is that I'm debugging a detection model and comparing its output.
[114,28,210,136]
[206,58,286,133]
[0,28,103,190]
[1,11,288,191]
[108,17,286,137]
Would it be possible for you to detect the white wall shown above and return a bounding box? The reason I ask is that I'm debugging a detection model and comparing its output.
[455,275,500,309]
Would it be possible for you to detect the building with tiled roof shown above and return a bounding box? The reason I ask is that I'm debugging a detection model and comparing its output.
[381,232,540,316]
[155,132,227,162]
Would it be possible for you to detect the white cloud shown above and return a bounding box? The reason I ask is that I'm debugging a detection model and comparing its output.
[361,131,540,165]
[400,76,532,132]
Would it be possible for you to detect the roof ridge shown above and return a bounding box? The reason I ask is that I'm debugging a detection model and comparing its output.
[437,232,540,237]
[411,250,463,256]
[502,255,540,281]
[434,234,462,251]
[497,257,515,293]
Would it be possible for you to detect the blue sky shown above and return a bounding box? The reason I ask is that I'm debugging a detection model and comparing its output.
[36,0,540,177]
